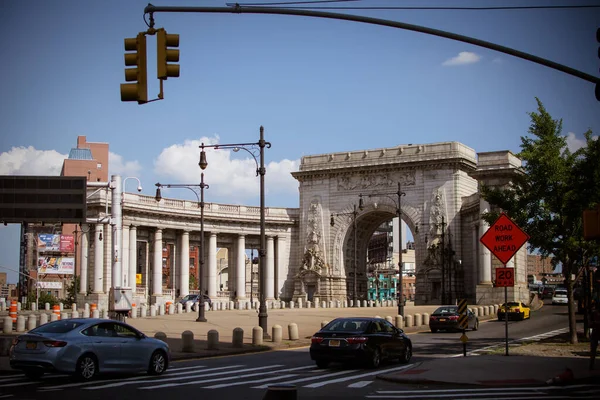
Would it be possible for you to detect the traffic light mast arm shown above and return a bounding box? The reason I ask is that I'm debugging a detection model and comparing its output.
[143,4,600,86]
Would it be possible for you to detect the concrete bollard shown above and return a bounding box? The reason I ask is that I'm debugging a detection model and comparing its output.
[28,314,37,330]
[131,306,137,319]
[385,316,393,324]
[59,303,64,311]
[375,315,381,319]
[395,315,403,328]
[102,309,109,319]
[324,301,329,308]
[177,303,183,314]
[83,309,90,318]
[422,313,430,326]
[150,305,157,317]
[280,301,286,309]
[232,327,244,348]
[306,301,312,309]
[229,301,235,310]
[362,300,367,308]
[17,302,21,312]
[154,332,167,342]
[72,303,77,312]
[182,330,194,352]
[16,315,26,332]
[321,320,329,328]
[141,304,148,317]
[50,313,58,322]
[185,302,191,313]
[61,312,69,320]
[85,303,90,311]
[252,326,263,345]
[405,315,414,327]
[3,316,13,333]
[40,313,48,325]
[288,323,299,341]
[159,304,166,316]
[297,299,303,309]
[478,307,484,317]
[262,384,297,400]
[71,311,79,318]
[272,325,282,343]
[31,302,37,312]
[168,304,175,315]
[92,309,100,318]
[207,330,219,350]
[414,313,422,327]
[289,301,294,309]
[343,300,348,308]
[45,303,50,311]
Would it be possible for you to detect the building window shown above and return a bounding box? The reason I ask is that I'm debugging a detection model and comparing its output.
[97,163,102,169]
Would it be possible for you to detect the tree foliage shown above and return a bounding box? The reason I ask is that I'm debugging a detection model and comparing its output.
[481,98,600,344]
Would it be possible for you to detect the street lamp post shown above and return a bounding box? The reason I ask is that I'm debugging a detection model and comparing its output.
[155,178,208,322]
[198,126,271,336]
[330,204,359,307]
[358,182,406,316]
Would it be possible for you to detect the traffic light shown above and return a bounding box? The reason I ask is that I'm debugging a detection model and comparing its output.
[120,32,148,104]
[157,28,180,80]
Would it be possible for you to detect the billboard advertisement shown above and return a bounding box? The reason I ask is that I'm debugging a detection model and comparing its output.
[38,256,74,275]
[37,234,75,253]
[36,281,63,289]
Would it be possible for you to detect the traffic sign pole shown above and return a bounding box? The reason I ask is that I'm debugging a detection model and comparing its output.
[505,282,509,356]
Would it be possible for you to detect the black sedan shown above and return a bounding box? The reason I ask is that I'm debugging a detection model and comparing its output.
[309,317,412,369]
[429,305,479,333]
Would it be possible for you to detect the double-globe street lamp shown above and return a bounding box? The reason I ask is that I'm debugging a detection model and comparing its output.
[155,176,209,322]
[198,126,271,336]
[358,182,406,317]
[330,204,360,307]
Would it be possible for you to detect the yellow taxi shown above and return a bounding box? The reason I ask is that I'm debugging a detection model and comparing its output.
[497,301,531,321]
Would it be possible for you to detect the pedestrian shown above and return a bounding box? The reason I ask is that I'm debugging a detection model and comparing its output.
[589,301,600,370]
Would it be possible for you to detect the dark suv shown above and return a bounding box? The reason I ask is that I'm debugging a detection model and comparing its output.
[179,294,212,310]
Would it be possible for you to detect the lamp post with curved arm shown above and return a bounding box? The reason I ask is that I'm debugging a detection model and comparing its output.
[358,182,406,317]
[155,178,209,322]
[198,126,271,337]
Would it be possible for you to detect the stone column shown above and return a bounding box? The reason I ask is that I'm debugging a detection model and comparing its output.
[236,234,246,299]
[93,224,104,293]
[180,230,190,298]
[208,233,217,298]
[79,224,89,295]
[479,199,492,283]
[276,236,287,300]
[266,236,275,299]
[153,229,163,295]
[129,226,137,293]
[122,225,130,287]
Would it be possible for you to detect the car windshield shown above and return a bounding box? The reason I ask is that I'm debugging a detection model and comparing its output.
[323,319,369,332]
[432,306,458,315]
[30,320,85,334]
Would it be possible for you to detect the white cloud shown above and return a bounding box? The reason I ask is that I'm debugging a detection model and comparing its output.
[109,152,142,178]
[0,146,66,175]
[565,132,599,153]
[154,136,300,204]
[442,51,481,66]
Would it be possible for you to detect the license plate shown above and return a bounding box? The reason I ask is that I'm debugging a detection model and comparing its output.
[329,340,340,347]
[26,341,37,350]
[439,318,446,322]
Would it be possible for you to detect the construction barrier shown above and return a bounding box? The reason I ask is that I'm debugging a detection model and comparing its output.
[90,303,97,314]
[52,305,61,320]
[9,301,17,323]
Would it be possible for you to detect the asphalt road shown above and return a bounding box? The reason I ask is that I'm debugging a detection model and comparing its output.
[0,301,577,400]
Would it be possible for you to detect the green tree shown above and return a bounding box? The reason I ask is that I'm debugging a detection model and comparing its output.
[27,290,60,309]
[481,98,599,344]
[61,276,79,305]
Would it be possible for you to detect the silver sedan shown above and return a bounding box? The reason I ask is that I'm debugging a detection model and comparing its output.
[9,318,170,380]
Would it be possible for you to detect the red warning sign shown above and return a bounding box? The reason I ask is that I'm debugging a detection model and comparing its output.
[480,213,529,265]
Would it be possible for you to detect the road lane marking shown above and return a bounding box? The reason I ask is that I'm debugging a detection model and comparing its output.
[347,380,372,388]
[252,368,360,389]
[205,374,298,389]
[304,364,414,388]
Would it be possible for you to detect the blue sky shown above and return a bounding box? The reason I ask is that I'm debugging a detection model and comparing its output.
[1,0,599,283]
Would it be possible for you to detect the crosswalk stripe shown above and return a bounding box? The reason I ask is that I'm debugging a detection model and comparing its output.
[252,368,360,389]
[204,373,299,389]
[347,380,372,388]
[304,364,414,388]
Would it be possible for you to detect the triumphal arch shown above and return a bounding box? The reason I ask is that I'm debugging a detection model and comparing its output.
[291,142,529,306]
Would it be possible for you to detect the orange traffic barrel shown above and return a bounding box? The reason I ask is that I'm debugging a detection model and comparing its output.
[9,301,17,323]
[90,303,97,312]
[52,305,61,320]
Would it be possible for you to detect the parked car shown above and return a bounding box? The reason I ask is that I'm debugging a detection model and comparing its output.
[429,305,479,333]
[497,301,531,321]
[552,289,569,305]
[540,286,554,300]
[179,294,212,310]
[309,317,412,369]
[9,318,170,380]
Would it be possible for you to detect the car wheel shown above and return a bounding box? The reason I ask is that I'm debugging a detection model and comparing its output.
[430,328,438,333]
[24,369,44,379]
[75,353,98,381]
[472,320,479,331]
[316,360,329,369]
[148,350,168,375]
[400,345,412,364]
[369,347,381,368]
[520,312,525,321]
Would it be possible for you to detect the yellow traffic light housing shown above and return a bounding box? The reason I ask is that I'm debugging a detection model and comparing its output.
[157,29,180,80]
[120,32,148,104]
